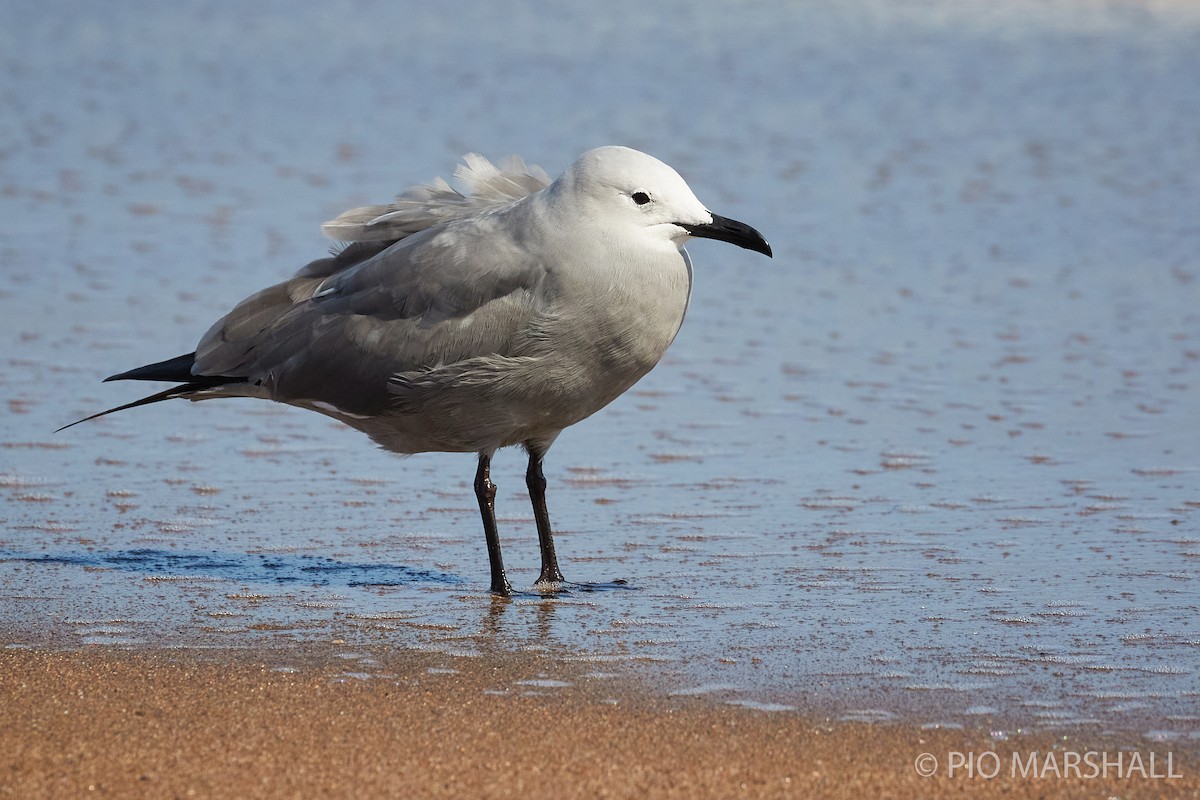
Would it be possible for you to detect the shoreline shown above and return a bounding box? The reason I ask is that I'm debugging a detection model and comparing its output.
[2,644,1194,799]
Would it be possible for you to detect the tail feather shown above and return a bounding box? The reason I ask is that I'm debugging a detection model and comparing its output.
[58,352,246,432]
[106,352,200,383]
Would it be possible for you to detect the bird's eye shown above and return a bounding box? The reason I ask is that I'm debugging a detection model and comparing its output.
[631,191,651,206]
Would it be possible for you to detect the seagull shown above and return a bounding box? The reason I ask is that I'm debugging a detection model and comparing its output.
[62,146,772,594]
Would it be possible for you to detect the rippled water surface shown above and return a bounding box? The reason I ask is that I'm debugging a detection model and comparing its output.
[2,0,1198,737]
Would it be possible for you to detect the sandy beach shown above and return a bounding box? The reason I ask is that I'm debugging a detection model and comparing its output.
[3,645,1194,799]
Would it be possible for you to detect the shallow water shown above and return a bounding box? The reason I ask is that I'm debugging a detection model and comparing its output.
[2,0,1198,737]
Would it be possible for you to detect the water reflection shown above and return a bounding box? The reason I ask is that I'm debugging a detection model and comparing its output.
[0,548,461,587]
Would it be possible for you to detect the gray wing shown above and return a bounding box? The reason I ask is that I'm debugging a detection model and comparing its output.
[192,153,554,416]
[192,215,552,417]
[321,153,551,243]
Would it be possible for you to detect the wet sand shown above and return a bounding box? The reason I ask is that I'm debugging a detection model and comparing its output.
[3,645,1194,799]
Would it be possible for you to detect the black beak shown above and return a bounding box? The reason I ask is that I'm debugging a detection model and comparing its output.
[680,213,772,258]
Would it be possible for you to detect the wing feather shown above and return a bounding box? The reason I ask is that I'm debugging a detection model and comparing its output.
[320,154,551,243]
[192,209,551,418]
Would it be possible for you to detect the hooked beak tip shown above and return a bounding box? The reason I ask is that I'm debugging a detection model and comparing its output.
[681,214,772,258]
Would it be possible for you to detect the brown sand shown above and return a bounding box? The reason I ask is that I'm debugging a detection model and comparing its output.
[1,645,1194,799]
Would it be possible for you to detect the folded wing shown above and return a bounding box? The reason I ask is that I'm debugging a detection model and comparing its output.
[85,153,556,426]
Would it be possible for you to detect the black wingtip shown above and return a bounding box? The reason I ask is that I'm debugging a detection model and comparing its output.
[56,383,201,433]
[63,353,247,433]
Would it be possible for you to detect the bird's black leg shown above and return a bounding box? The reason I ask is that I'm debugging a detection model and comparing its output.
[474,452,511,595]
[525,444,565,585]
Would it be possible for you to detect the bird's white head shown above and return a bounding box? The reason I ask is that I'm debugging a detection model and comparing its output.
[550,146,772,258]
